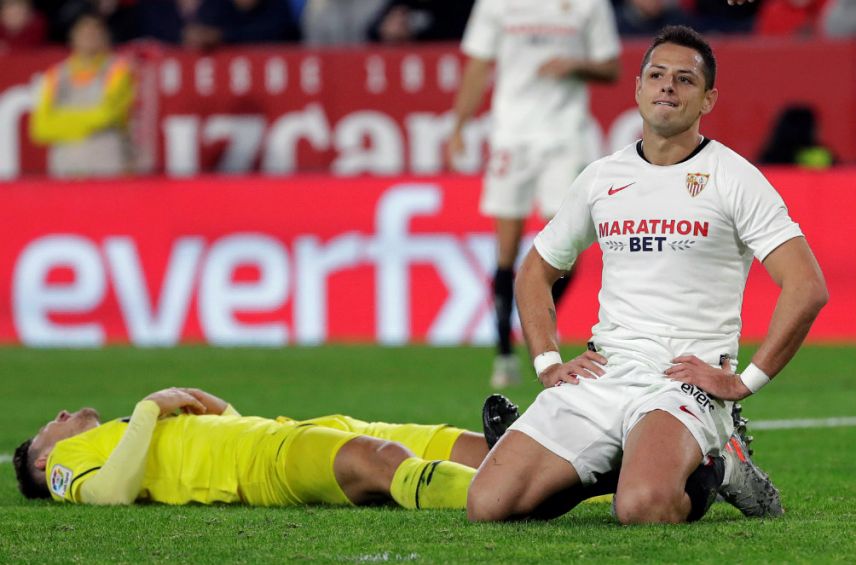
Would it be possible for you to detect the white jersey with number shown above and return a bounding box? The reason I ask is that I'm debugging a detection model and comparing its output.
[462,0,621,147]
[534,139,804,359]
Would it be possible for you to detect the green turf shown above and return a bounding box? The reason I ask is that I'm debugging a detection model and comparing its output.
[1,345,855,564]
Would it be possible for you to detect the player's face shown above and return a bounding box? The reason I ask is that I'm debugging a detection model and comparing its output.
[30,408,101,453]
[635,43,718,138]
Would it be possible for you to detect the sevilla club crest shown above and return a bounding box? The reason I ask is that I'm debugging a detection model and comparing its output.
[685,173,710,197]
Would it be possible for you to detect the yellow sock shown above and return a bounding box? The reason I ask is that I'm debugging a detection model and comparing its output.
[585,494,614,504]
[389,457,476,509]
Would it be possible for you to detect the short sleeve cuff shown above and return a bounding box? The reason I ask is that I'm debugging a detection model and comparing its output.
[755,228,804,262]
[533,234,575,271]
[461,41,496,61]
[590,46,621,64]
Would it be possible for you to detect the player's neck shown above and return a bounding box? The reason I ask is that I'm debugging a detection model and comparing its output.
[640,127,704,166]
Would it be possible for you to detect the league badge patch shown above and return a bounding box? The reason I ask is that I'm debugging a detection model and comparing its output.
[50,465,73,497]
[685,173,710,197]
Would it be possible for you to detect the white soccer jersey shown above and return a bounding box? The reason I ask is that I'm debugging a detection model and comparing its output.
[462,0,621,147]
[534,139,804,357]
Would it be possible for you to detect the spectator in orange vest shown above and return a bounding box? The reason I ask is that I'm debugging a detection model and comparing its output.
[29,11,135,178]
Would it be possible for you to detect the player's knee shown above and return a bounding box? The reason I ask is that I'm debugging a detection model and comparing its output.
[335,437,411,498]
[373,440,411,473]
[614,485,687,525]
[467,481,504,522]
[466,473,522,522]
[353,438,411,482]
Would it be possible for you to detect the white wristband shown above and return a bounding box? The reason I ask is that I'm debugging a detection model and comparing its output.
[739,363,771,394]
[534,351,563,376]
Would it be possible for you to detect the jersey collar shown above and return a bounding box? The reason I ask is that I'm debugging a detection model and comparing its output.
[636,137,712,166]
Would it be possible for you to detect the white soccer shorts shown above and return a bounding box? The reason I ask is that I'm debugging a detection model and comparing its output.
[509,360,734,486]
[480,143,587,220]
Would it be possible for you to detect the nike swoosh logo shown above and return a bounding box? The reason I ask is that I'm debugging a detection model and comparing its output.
[679,405,702,422]
[607,182,636,196]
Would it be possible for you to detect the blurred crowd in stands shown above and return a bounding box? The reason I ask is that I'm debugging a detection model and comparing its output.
[3,0,845,177]
[1,0,855,53]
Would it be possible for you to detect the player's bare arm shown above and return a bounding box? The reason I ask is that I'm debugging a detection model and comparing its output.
[749,237,828,375]
[446,56,493,168]
[144,387,206,416]
[667,237,827,400]
[515,249,562,384]
[179,388,230,415]
[515,248,589,388]
[537,57,620,83]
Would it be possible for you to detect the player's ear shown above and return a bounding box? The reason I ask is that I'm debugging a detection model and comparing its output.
[634,76,642,104]
[34,449,51,471]
[701,87,718,116]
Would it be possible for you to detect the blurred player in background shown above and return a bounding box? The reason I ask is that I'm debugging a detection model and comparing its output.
[29,11,135,178]
[447,0,621,388]
[467,26,828,524]
[14,387,481,509]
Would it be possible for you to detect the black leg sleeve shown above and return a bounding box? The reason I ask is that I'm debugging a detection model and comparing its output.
[494,267,515,355]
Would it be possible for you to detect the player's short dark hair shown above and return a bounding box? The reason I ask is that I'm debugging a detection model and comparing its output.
[13,439,50,499]
[640,26,716,90]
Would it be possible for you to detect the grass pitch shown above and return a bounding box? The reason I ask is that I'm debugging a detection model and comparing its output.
[1,345,855,564]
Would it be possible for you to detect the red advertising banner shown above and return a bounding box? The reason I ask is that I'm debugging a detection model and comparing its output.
[0,38,854,179]
[1,171,853,346]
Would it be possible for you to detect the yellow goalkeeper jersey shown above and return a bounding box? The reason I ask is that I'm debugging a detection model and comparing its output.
[47,410,303,506]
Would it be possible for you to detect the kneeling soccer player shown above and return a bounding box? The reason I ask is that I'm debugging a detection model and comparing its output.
[468,26,827,525]
[14,387,483,509]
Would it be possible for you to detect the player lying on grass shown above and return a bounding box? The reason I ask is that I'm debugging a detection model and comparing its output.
[16,385,778,522]
[14,387,483,509]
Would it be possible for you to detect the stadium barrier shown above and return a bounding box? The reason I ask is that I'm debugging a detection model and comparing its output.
[0,38,854,179]
[1,171,853,346]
